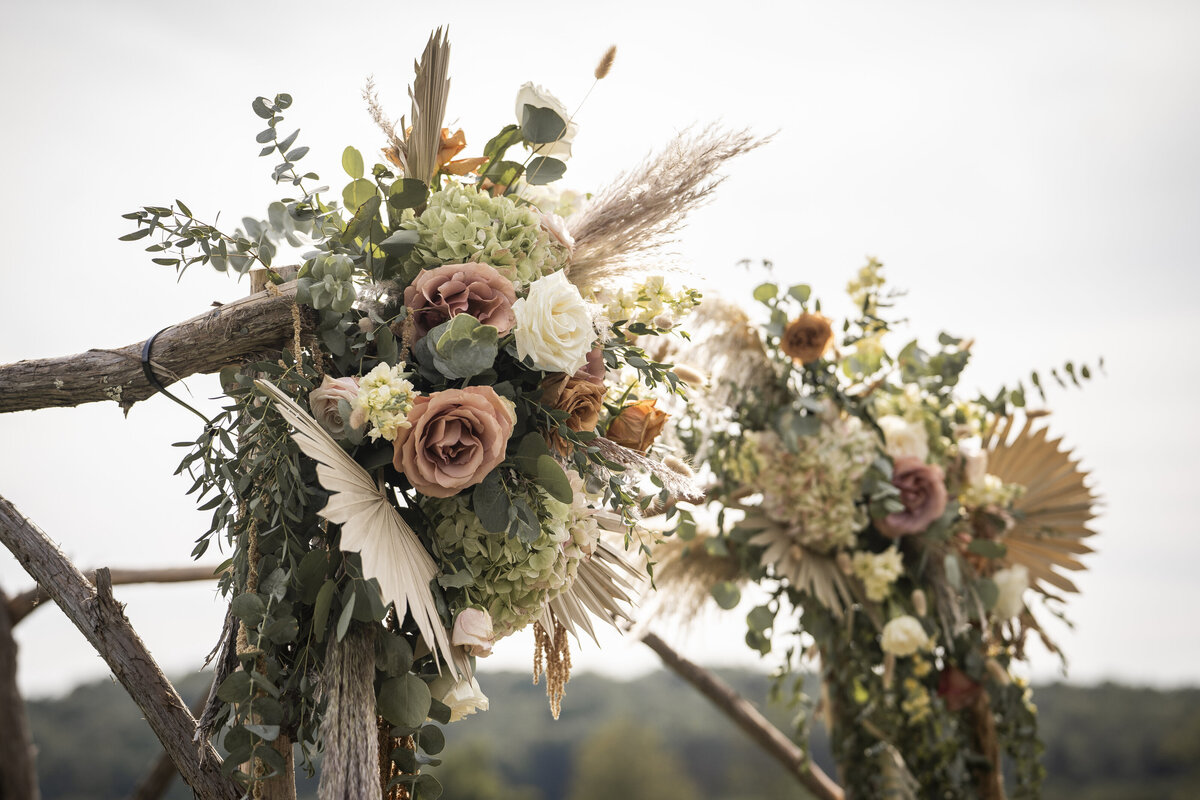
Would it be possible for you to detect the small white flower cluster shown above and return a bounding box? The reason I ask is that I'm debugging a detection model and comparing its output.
[349,363,416,442]
[852,546,905,602]
[602,276,700,331]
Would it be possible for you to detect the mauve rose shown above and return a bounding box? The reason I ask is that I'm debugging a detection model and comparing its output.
[938,667,983,712]
[451,607,495,657]
[878,457,948,537]
[308,375,360,437]
[577,347,606,385]
[403,262,518,339]
[393,386,516,498]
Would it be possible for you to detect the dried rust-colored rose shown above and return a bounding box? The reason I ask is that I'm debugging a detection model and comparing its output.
[605,398,668,453]
[937,666,984,712]
[393,386,515,498]
[541,373,605,455]
[780,311,834,364]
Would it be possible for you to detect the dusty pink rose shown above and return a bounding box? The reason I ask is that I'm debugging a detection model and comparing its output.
[393,386,516,498]
[451,607,495,657]
[403,262,518,339]
[576,347,606,385]
[878,457,948,537]
[308,375,360,437]
[541,211,575,251]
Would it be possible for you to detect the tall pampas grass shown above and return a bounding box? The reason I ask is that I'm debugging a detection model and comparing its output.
[566,126,770,292]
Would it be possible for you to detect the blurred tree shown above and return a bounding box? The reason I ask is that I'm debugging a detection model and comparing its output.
[566,718,701,800]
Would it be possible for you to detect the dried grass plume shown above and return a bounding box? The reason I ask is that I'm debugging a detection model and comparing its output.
[594,45,617,80]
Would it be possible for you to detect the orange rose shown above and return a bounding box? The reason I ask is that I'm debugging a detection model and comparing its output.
[541,373,605,455]
[781,312,834,364]
[605,399,668,453]
[393,387,515,498]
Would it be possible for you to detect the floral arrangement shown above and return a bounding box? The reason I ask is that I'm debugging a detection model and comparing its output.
[122,29,762,798]
[655,259,1099,799]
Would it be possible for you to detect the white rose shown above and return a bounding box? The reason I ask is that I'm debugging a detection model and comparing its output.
[515,82,578,161]
[451,608,495,658]
[878,415,930,462]
[430,675,490,723]
[958,436,988,488]
[880,615,930,657]
[991,565,1029,620]
[512,271,596,374]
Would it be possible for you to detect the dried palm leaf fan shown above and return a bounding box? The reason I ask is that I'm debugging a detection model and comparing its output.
[983,413,1098,595]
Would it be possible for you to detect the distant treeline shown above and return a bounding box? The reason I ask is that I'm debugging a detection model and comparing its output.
[24,670,1200,800]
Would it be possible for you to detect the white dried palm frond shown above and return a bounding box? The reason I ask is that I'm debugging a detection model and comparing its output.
[984,414,1099,595]
[255,379,460,676]
[566,125,770,292]
[541,540,642,645]
[747,516,854,614]
[395,27,451,185]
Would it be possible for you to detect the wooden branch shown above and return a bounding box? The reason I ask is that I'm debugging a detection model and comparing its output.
[0,495,240,800]
[0,587,38,800]
[8,565,221,626]
[0,279,299,414]
[130,678,214,800]
[640,631,844,800]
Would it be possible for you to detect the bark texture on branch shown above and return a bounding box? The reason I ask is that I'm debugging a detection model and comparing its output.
[0,280,299,415]
[7,565,221,626]
[640,631,844,800]
[0,587,39,800]
[0,495,239,800]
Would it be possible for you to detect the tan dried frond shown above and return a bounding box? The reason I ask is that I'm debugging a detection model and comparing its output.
[984,415,1099,596]
[637,532,745,629]
[400,28,452,185]
[363,76,403,159]
[594,45,617,80]
[566,125,771,292]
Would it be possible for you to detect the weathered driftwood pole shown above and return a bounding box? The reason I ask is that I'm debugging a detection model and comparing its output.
[0,495,240,800]
[0,585,39,800]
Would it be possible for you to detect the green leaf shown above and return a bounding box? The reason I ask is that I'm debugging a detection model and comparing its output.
[472,470,511,534]
[378,674,432,729]
[514,432,552,476]
[711,581,741,610]
[342,178,377,211]
[216,670,252,703]
[231,593,266,627]
[483,124,523,161]
[747,605,775,633]
[336,594,356,641]
[787,284,811,304]
[428,315,499,379]
[244,723,280,742]
[376,632,414,677]
[520,104,567,144]
[536,454,573,503]
[388,178,430,210]
[976,577,999,611]
[967,539,1007,559]
[342,146,365,179]
[296,550,329,604]
[419,724,446,755]
[379,229,419,256]
[525,156,567,185]
[313,579,335,642]
[753,283,778,303]
[252,97,273,119]
[482,160,524,188]
[119,228,151,242]
[437,570,475,589]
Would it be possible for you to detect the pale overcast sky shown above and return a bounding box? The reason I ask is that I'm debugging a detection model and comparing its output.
[2,0,1198,696]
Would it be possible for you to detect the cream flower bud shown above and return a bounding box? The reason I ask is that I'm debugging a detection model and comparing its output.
[992,565,1029,619]
[912,589,928,617]
[880,615,930,657]
[671,364,708,387]
[451,607,495,658]
[878,415,930,463]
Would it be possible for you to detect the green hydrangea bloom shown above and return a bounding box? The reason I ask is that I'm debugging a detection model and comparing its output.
[402,183,569,286]
[420,488,587,638]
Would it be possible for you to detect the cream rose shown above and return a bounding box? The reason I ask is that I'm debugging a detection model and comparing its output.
[451,607,495,657]
[958,436,988,489]
[512,271,596,374]
[308,375,360,438]
[515,82,578,161]
[393,386,516,498]
[991,565,1029,619]
[429,674,490,722]
[878,415,930,463]
[880,615,930,657]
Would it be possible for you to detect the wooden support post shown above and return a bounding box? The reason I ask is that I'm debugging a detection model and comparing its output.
[0,495,239,800]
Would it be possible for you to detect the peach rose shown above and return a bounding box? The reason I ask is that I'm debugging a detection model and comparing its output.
[541,373,605,455]
[308,375,360,438]
[392,386,516,498]
[878,457,948,537]
[605,398,668,453]
[781,311,834,364]
[404,262,518,339]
